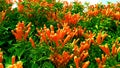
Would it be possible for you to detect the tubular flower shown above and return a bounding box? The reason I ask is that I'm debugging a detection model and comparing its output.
[50,51,73,68]
[101,8,113,17]
[1,10,6,21]
[63,12,80,25]
[36,24,80,47]
[113,12,120,20]
[8,61,23,68]
[95,54,107,68]
[29,37,36,48]
[12,55,16,65]
[99,44,110,56]
[82,61,90,68]
[11,21,31,41]
[74,56,80,68]
[112,44,117,56]
[0,52,3,63]
[73,40,90,57]
[83,31,95,43]
[78,26,85,36]
[80,51,89,61]
[96,31,108,45]
[87,9,99,16]
[18,3,24,12]
[79,41,91,53]
[0,63,4,68]
[74,51,89,68]
[5,0,13,4]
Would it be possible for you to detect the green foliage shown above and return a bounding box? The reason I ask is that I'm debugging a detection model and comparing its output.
[0,0,120,68]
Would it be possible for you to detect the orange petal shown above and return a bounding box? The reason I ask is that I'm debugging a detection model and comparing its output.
[12,55,16,65]
[81,51,89,61]
[112,44,117,56]
[27,22,32,28]
[82,61,90,68]
[50,25,54,31]
[29,37,35,48]
[0,63,4,68]
[102,54,107,64]
[96,32,102,44]
[99,44,110,56]
[95,58,101,64]
[63,35,71,45]
[74,56,80,68]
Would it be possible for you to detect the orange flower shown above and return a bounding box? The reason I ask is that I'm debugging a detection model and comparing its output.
[15,28,23,40]
[8,61,23,68]
[101,8,113,16]
[5,0,12,4]
[79,41,90,54]
[18,0,23,2]
[12,55,16,65]
[117,47,120,53]
[26,22,32,28]
[99,44,110,56]
[31,0,39,2]
[50,25,54,31]
[0,63,4,68]
[96,32,102,44]
[74,56,80,68]
[1,10,6,21]
[82,61,90,68]
[63,1,68,7]
[11,28,23,40]
[29,37,35,48]
[95,58,101,64]
[79,45,85,54]
[50,51,73,67]
[52,33,59,46]
[114,12,120,20]
[24,27,31,40]
[16,21,25,29]
[95,54,107,68]
[0,52,3,63]
[81,51,89,61]
[63,35,71,46]
[40,33,47,43]
[18,4,24,12]
[16,61,23,68]
[36,28,41,36]
[64,12,80,25]
[46,28,51,38]
[93,9,99,16]
[101,54,107,64]
[87,31,95,43]
[96,32,108,45]
[78,26,85,36]
[112,44,117,56]
[73,45,79,55]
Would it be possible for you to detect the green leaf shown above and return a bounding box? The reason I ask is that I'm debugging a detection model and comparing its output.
[118,52,120,61]
[0,41,5,46]
[15,47,25,60]
[42,62,55,68]
[31,63,39,68]
[38,57,49,61]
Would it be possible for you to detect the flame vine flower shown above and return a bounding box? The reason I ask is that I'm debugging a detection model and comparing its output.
[11,21,31,41]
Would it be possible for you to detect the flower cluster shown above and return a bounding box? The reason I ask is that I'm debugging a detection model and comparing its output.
[73,40,90,68]
[11,21,31,41]
[62,12,81,25]
[50,51,73,68]
[36,24,85,47]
